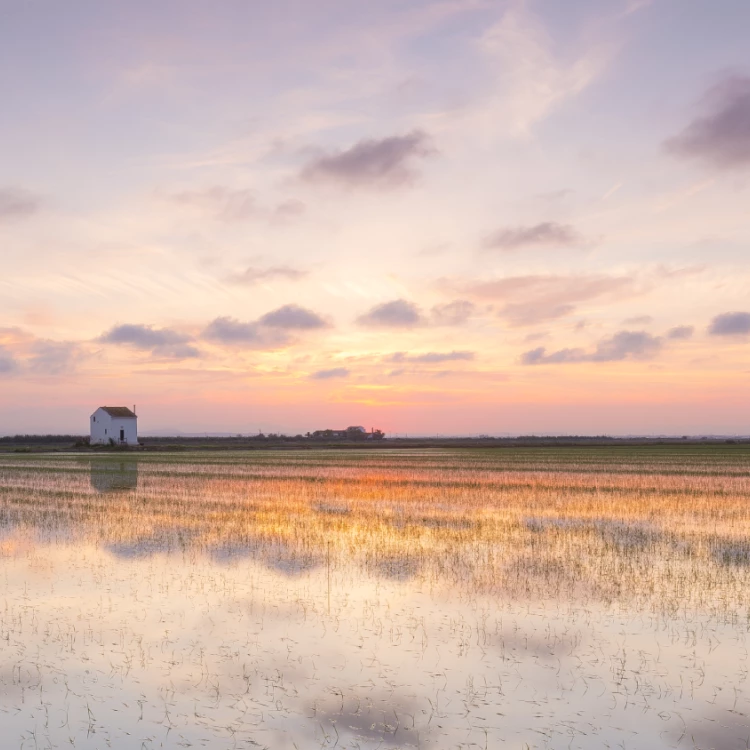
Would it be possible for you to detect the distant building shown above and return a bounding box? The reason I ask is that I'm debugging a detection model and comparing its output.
[90,406,138,446]
[310,426,384,440]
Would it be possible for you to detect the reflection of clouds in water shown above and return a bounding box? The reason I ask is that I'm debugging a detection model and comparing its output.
[525,515,696,554]
[105,540,163,559]
[90,460,138,492]
[209,541,325,575]
[677,710,750,750]
[4,546,746,750]
[103,535,328,577]
[313,695,424,748]
[104,533,422,581]
[370,554,421,581]
[711,538,750,567]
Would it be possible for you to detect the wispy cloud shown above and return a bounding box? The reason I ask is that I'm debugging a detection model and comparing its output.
[449,274,636,326]
[430,300,475,326]
[309,367,350,380]
[477,7,610,136]
[170,186,257,221]
[623,0,656,17]
[300,131,436,189]
[665,75,750,169]
[708,311,750,336]
[482,222,586,252]
[522,330,663,365]
[0,187,42,221]
[386,350,475,364]
[357,299,424,328]
[169,186,305,222]
[224,265,308,286]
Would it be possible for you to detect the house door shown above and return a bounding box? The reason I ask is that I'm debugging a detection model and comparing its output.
[120,428,125,442]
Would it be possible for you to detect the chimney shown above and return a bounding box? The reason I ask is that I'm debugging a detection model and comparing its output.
[133,404,137,416]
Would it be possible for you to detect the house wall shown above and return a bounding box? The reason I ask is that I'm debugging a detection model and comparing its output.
[90,409,138,445]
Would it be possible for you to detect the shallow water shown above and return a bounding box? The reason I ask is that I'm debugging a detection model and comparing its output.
[1,448,750,748]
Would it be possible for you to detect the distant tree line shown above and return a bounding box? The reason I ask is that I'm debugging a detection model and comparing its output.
[0,434,85,444]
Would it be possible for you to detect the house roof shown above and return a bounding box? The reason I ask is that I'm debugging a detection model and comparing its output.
[99,406,137,418]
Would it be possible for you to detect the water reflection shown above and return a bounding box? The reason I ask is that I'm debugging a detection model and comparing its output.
[0,447,750,748]
[90,460,139,492]
[1,542,748,749]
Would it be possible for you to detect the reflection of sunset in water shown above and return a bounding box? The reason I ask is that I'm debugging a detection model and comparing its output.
[1,448,750,747]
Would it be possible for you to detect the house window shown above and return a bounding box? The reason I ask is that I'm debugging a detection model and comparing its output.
[105,429,107,435]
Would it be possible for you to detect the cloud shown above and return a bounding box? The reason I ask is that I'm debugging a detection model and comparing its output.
[522,346,585,365]
[0,345,19,374]
[99,324,190,349]
[170,187,303,222]
[623,315,653,325]
[273,199,306,219]
[203,305,328,348]
[708,311,750,336]
[482,222,585,252]
[157,344,201,359]
[1,338,85,376]
[171,186,257,221]
[202,317,290,349]
[357,299,424,328]
[665,75,750,169]
[522,330,663,365]
[300,131,435,189]
[430,300,475,326]
[667,325,694,340]
[449,274,636,326]
[386,351,475,364]
[477,7,609,136]
[591,330,663,361]
[204,317,274,345]
[309,367,350,380]
[258,304,328,330]
[99,324,200,359]
[28,341,80,375]
[0,187,41,221]
[204,318,257,342]
[225,265,308,286]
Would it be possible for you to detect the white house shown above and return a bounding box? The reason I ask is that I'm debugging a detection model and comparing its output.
[90,406,138,446]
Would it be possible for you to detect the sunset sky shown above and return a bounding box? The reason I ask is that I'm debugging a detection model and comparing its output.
[2,0,749,435]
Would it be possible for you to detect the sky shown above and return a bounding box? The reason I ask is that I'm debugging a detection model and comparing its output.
[1,0,750,436]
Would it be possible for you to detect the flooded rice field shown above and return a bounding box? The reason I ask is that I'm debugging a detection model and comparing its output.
[1,446,750,749]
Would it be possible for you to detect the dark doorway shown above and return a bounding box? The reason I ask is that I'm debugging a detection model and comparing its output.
[120,428,125,442]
